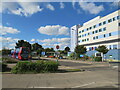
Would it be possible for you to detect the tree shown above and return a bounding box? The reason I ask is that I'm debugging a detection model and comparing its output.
[74,45,87,58]
[31,43,43,55]
[2,49,11,55]
[32,43,42,51]
[64,47,70,52]
[96,45,109,54]
[15,40,31,50]
[43,48,55,52]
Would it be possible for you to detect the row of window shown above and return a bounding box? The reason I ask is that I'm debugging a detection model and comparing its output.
[78,32,112,43]
[93,33,112,40]
[78,27,106,38]
[79,15,120,34]
[87,44,118,51]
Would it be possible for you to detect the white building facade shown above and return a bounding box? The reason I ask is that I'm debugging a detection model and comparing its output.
[70,25,81,52]
[78,10,120,51]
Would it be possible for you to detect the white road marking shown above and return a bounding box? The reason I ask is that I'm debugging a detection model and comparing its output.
[72,82,96,88]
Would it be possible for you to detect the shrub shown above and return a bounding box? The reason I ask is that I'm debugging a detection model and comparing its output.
[11,60,59,74]
[0,63,7,72]
[2,57,18,63]
[94,57,102,62]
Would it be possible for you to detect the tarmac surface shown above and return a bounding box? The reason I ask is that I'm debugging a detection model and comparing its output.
[2,58,119,89]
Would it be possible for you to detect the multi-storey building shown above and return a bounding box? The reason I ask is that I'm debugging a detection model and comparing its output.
[78,10,120,51]
[70,25,81,52]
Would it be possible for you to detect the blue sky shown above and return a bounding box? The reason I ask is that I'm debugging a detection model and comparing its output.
[0,1,119,50]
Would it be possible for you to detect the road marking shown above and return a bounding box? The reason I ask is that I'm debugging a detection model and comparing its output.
[72,82,96,88]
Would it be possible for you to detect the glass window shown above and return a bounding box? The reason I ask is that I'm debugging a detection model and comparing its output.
[87,38,89,41]
[95,30,98,33]
[103,27,106,31]
[82,30,84,32]
[119,23,120,26]
[85,34,86,36]
[113,45,117,49]
[103,21,106,25]
[87,28,89,31]
[89,27,92,30]
[113,17,116,21]
[96,36,98,39]
[99,23,102,26]
[84,39,86,41]
[109,33,111,36]
[79,31,81,33]
[104,34,106,37]
[99,29,102,32]
[93,25,96,28]
[117,16,120,20]
[88,33,90,35]
[92,31,94,34]
[108,19,112,23]
[93,37,95,40]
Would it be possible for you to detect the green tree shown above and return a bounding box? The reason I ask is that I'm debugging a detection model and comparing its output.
[64,47,70,52]
[74,45,87,58]
[32,43,43,55]
[15,40,31,50]
[96,45,109,54]
[43,48,55,52]
[2,49,11,55]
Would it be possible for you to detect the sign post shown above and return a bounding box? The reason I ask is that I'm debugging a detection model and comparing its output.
[56,45,59,62]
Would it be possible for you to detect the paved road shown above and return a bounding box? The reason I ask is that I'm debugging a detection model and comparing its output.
[2,58,119,89]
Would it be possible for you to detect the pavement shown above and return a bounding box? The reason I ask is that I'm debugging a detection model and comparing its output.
[2,58,119,89]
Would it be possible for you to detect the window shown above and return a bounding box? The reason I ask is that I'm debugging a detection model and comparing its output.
[82,39,84,42]
[113,17,116,21]
[93,37,95,40]
[113,45,117,49]
[93,25,96,28]
[108,19,112,23]
[88,33,90,35]
[95,30,98,33]
[79,31,81,33]
[104,34,106,37]
[87,28,89,31]
[99,29,102,32]
[85,34,86,36]
[117,16,120,20]
[92,31,94,34]
[99,23,102,26]
[109,33,111,36]
[103,21,106,25]
[119,23,120,26]
[82,30,84,32]
[89,27,92,30]
[103,27,106,31]
[84,39,86,41]
[96,36,98,39]
[87,38,89,41]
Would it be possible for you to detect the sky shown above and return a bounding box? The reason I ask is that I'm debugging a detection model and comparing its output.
[0,1,119,50]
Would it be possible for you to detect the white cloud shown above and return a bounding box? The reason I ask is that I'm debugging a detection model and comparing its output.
[0,26,20,35]
[46,3,55,11]
[60,2,65,9]
[0,37,19,49]
[79,2,104,14]
[31,39,36,42]
[0,37,19,42]
[1,2,43,16]
[38,25,69,36]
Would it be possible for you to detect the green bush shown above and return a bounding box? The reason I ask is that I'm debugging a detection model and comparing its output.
[2,57,18,63]
[11,61,59,74]
[0,63,7,72]
[94,57,102,62]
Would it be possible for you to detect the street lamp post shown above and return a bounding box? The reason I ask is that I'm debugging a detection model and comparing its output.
[56,45,59,62]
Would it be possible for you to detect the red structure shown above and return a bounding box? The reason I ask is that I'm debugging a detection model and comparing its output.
[11,47,30,60]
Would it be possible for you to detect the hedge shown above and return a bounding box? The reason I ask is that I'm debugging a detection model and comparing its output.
[0,63,7,72]
[94,57,102,62]
[11,61,59,74]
